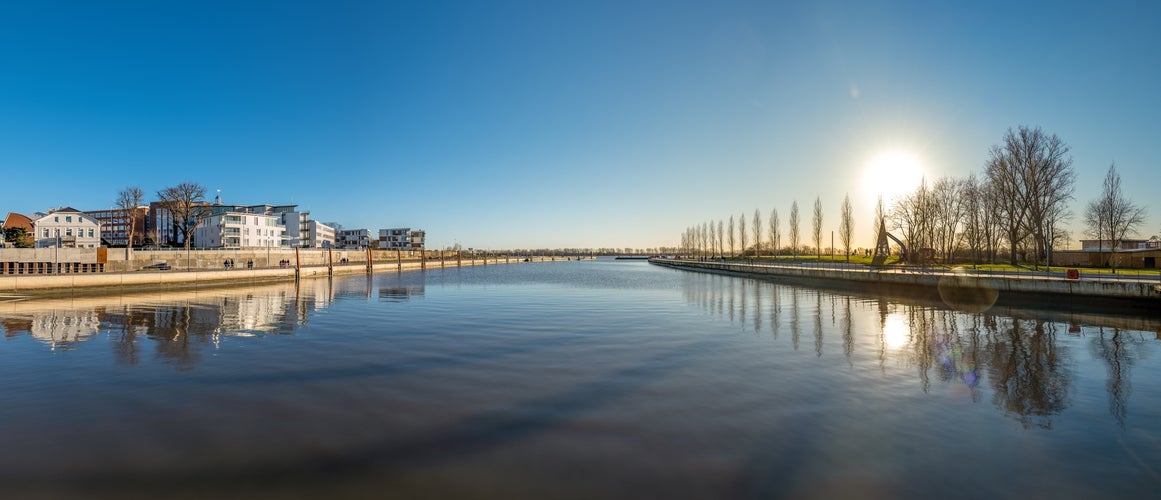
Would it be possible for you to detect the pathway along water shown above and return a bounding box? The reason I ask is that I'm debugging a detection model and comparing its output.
[651,257,1161,314]
[1,258,1159,498]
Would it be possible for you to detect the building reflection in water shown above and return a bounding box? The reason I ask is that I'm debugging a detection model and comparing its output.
[378,270,427,302]
[679,272,1161,428]
[0,277,342,366]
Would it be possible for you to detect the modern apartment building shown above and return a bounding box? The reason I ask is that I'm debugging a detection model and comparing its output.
[378,228,425,250]
[306,220,336,248]
[84,206,148,247]
[192,212,284,248]
[207,199,334,248]
[336,228,371,249]
[274,209,333,248]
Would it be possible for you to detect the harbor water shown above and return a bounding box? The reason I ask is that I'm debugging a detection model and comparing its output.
[2,259,1159,498]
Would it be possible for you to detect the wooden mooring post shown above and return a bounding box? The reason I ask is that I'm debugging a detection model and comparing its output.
[294,247,301,281]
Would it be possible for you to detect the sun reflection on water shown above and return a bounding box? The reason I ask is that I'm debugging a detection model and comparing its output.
[882,312,910,349]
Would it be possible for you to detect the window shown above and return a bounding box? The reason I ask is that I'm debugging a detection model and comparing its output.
[66,229,73,236]
[88,229,94,238]
[43,229,49,237]
[66,216,72,222]
[54,216,59,222]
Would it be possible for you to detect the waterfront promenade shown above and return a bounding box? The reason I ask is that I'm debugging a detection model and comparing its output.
[650,258,1161,311]
[0,254,585,297]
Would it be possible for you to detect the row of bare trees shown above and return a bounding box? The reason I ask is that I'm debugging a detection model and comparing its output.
[682,126,1150,268]
[885,126,1074,267]
[887,126,1148,269]
[680,193,860,262]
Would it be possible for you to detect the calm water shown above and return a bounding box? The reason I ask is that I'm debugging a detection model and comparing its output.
[2,259,1160,499]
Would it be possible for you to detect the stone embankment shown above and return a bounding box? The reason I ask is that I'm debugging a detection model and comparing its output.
[0,254,584,297]
[651,258,1161,313]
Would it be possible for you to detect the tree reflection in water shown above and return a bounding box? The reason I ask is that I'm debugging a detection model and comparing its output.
[680,275,1159,428]
[983,318,1070,428]
[842,296,853,364]
[790,287,800,351]
[1091,328,1148,427]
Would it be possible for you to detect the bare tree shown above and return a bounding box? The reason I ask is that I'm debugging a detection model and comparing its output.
[979,179,1002,263]
[707,220,714,258]
[890,178,934,262]
[115,186,145,253]
[812,197,823,260]
[156,182,213,250]
[739,212,747,258]
[687,226,696,259]
[1026,136,1076,269]
[728,215,736,257]
[752,209,762,258]
[686,226,691,257]
[839,193,853,263]
[717,220,724,260]
[1085,163,1146,272]
[985,126,1075,266]
[962,175,985,264]
[789,201,800,259]
[768,207,779,258]
[690,225,698,258]
[701,223,707,258]
[931,176,966,263]
[986,148,1026,264]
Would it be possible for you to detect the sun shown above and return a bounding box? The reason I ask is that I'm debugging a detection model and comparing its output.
[861,151,926,205]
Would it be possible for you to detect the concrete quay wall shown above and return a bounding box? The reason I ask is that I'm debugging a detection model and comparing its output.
[0,247,581,273]
[0,255,578,296]
[651,259,1161,302]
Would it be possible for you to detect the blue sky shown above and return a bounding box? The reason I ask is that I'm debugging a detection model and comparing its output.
[2,1,1158,249]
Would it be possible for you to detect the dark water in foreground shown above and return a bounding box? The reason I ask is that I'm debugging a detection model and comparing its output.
[2,259,1160,499]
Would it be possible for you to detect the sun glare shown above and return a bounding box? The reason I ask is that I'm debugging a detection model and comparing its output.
[882,313,910,350]
[861,151,925,204]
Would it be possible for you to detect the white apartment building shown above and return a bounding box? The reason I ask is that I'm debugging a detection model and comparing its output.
[277,211,335,248]
[378,228,425,250]
[193,212,285,248]
[307,220,336,248]
[33,208,102,248]
[278,210,309,247]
